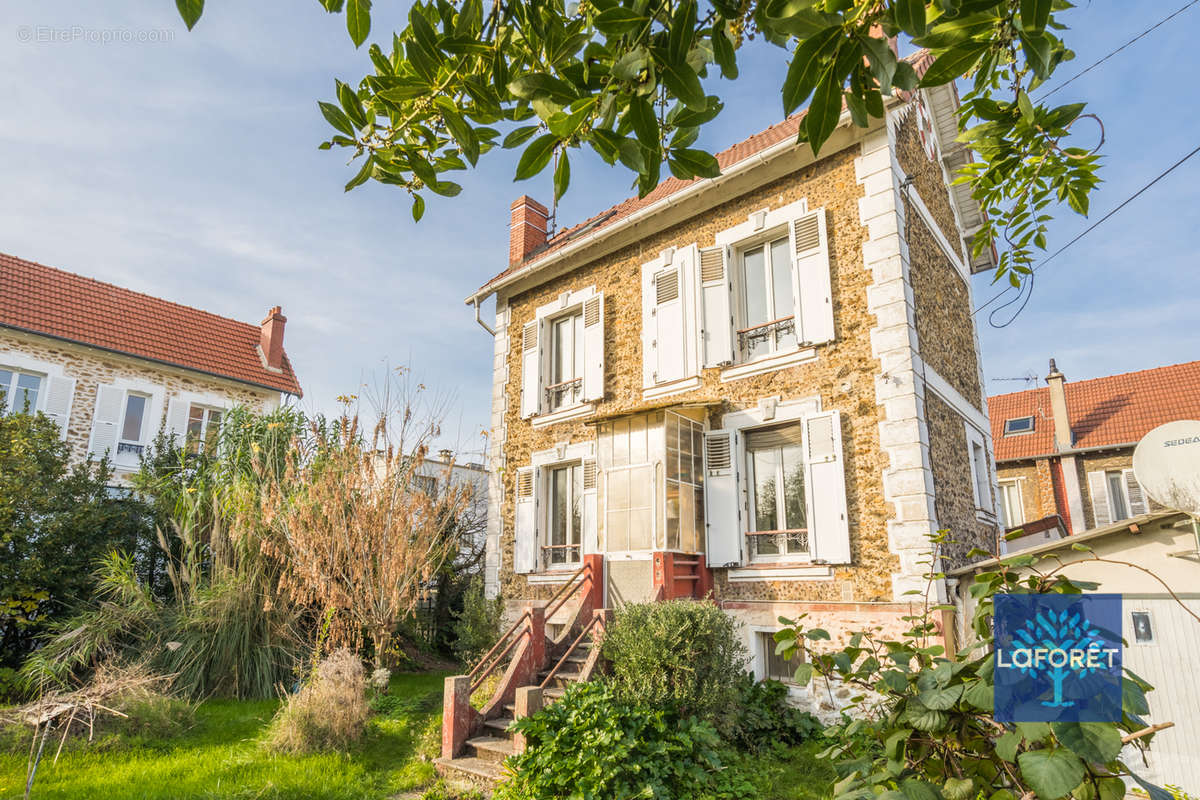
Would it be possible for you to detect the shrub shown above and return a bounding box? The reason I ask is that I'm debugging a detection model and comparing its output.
[451,577,502,667]
[728,673,824,752]
[601,599,748,729]
[496,681,755,800]
[264,649,368,753]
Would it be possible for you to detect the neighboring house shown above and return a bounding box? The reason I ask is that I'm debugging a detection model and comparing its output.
[416,450,490,556]
[0,252,302,482]
[465,47,1001,699]
[952,511,1200,789]
[989,359,1200,547]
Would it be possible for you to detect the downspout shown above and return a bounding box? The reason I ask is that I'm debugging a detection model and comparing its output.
[474,296,495,336]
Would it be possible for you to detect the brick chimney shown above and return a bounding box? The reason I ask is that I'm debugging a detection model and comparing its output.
[867,23,899,56]
[510,196,549,266]
[260,306,287,372]
[1046,358,1072,451]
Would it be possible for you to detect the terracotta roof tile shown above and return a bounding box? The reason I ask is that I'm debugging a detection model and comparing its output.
[989,361,1200,461]
[0,252,302,396]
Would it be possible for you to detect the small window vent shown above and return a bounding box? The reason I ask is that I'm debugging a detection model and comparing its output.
[794,214,821,253]
[583,296,601,327]
[705,433,732,471]
[582,459,597,490]
[522,322,537,351]
[699,248,724,283]
[516,468,534,499]
[655,268,679,305]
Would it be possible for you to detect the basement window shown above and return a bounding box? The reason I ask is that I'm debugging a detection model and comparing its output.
[1003,416,1035,436]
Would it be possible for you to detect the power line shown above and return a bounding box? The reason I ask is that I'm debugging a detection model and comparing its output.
[1038,0,1200,101]
[973,142,1200,322]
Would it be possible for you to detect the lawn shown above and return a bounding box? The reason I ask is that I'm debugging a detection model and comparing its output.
[0,672,449,800]
[739,739,837,800]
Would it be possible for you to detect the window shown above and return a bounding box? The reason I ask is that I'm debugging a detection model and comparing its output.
[413,474,437,496]
[548,310,583,410]
[745,424,808,561]
[0,368,43,414]
[736,236,796,361]
[1003,416,1035,436]
[1106,472,1129,521]
[665,413,705,553]
[118,392,150,455]
[758,631,802,684]
[1131,611,1154,644]
[999,480,1024,528]
[185,405,223,455]
[600,414,656,552]
[1088,469,1147,526]
[547,463,583,568]
[965,425,993,515]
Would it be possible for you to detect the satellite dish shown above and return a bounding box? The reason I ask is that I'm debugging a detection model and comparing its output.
[1132,421,1200,516]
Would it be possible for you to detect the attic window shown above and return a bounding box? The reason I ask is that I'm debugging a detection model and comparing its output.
[1003,416,1035,436]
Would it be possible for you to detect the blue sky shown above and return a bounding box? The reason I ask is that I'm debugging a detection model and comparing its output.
[1,2,1196,455]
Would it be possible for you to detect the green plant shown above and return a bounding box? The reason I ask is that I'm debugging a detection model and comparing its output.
[451,577,502,667]
[729,673,824,753]
[776,534,1175,800]
[264,649,369,754]
[601,598,747,730]
[497,681,754,800]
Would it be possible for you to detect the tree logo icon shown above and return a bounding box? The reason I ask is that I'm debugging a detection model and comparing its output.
[1011,609,1109,708]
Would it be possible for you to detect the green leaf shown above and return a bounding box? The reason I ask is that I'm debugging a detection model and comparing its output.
[318,101,356,137]
[175,0,204,30]
[411,194,425,222]
[514,134,559,181]
[346,0,372,47]
[627,96,659,150]
[669,148,719,179]
[429,179,462,197]
[1020,0,1051,34]
[900,777,941,800]
[995,730,1021,762]
[919,41,989,87]
[943,778,974,800]
[712,24,738,79]
[917,684,963,710]
[553,149,570,198]
[658,57,707,111]
[612,48,650,81]
[594,7,648,35]
[503,125,541,149]
[782,27,840,115]
[1020,31,1052,78]
[845,91,868,127]
[895,0,927,38]
[1017,748,1086,800]
[805,62,843,154]
[441,107,479,165]
[1051,722,1122,764]
[1096,778,1127,800]
[508,73,579,105]
[892,61,919,91]
[345,156,374,192]
[1121,677,1150,716]
[903,700,947,731]
[337,81,367,129]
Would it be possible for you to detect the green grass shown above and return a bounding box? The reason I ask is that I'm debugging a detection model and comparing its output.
[737,739,837,800]
[0,672,448,800]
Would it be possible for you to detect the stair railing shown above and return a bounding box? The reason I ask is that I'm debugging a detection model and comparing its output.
[539,612,602,690]
[468,607,530,692]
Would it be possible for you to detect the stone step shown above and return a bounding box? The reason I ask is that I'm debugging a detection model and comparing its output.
[467,735,516,764]
[434,755,503,788]
[482,717,515,736]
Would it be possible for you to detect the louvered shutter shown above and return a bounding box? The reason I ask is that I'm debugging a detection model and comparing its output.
[581,294,605,402]
[642,261,686,387]
[1124,470,1148,516]
[514,466,538,573]
[1087,471,1111,527]
[520,320,541,417]
[88,384,124,460]
[42,376,75,440]
[165,398,190,446]
[703,429,742,567]
[698,245,734,367]
[581,457,598,554]
[802,410,850,564]
[788,208,834,345]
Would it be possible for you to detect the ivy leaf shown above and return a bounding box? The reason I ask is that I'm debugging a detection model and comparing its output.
[903,700,947,731]
[346,0,372,47]
[1050,722,1122,764]
[318,101,356,137]
[919,41,989,87]
[514,134,559,181]
[175,0,204,30]
[1017,748,1086,800]
[894,0,926,38]
[961,678,993,711]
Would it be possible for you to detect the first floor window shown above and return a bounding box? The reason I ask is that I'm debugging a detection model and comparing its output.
[665,412,705,553]
[548,311,583,410]
[186,405,222,455]
[548,463,582,567]
[0,368,43,414]
[1106,471,1129,521]
[746,425,807,560]
[999,480,1024,527]
[737,235,796,361]
[758,631,802,684]
[969,439,992,513]
[413,474,438,496]
[119,392,149,453]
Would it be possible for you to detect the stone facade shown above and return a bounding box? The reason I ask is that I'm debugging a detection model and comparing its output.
[925,390,998,566]
[995,460,1057,525]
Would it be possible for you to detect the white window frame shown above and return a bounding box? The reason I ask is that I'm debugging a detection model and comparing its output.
[529,286,600,427]
[544,460,584,569]
[184,403,224,455]
[998,478,1024,528]
[1002,416,1035,436]
[530,440,596,573]
[1090,468,1144,525]
[732,230,798,363]
[745,427,809,563]
[117,391,153,454]
[965,422,994,519]
[546,308,584,412]
[749,625,807,697]
[0,352,71,416]
[0,367,45,414]
[99,377,166,470]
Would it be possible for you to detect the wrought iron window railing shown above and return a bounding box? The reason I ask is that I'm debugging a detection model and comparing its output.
[545,377,582,410]
[541,544,581,569]
[736,315,796,359]
[116,442,145,456]
[745,529,810,560]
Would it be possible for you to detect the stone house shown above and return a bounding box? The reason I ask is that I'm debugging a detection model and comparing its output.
[463,51,1001,707]
[0,252,303,482]
[989,358,1199,548]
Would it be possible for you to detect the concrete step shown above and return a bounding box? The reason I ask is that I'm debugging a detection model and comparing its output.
[466,735,515,764]
[482,717,515,736]
[434,755,503,789]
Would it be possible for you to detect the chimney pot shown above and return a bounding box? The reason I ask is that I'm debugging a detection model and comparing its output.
[509,195,549,266]
[260,306,287,371]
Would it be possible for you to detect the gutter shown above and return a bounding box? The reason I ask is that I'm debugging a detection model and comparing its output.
[997,440,1140,464]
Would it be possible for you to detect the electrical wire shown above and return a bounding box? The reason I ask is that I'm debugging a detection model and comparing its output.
[973,142,1200,323]
[1038,0,1200,101]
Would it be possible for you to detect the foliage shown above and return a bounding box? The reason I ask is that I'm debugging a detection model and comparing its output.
[178,0,1101,283]
[450,577,502,666]
[0,410,155,672]
[732,738,838,800]
[496,681,755,800]
[601,598,747,729]
[775,536,1173,800]
[728,673,824,752]
[265,649,369,754]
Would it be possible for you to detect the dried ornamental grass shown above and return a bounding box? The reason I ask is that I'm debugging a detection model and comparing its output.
[264,649,368,754]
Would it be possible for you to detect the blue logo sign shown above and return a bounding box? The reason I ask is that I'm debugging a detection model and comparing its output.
[993,594,1123,722]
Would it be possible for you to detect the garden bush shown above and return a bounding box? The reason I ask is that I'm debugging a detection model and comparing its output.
[451,577,502,667]
[601,599,747,729]
[264,649,368,753]
[496,681,754,800]
[728,673,824,752]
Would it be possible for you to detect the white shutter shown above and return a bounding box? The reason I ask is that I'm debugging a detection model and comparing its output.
[514,466,538,573]
[703,429,742,567]
[1087,471,1111,527]
[643,262,686,387]
[581,293,605,402]
[803,410,851,564]
[42,376,75,440]
[165,398,190,446]
[581,458,598,554]
[520,320,541,418]
[88,384,124,460]
[1124,470,1148,516]
[698,245,734,367]
[789,208,834,345]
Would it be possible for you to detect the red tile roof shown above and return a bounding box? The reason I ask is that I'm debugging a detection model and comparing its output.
[0,252,303,396]
[477,49,937,296]
[989,361,1200,461]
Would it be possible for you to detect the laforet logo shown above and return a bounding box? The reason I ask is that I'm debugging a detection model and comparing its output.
[993,593,1123,722]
